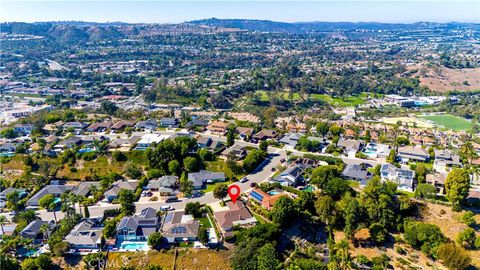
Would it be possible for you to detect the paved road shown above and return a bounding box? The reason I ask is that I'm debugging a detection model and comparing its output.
[36,146,286,221]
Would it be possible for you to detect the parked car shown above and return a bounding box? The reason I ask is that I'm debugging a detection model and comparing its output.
[240,177,248,183]
[271,167,276,172]
[160,205,173,211]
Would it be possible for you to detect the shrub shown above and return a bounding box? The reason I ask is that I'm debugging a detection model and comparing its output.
[438,243,471,270]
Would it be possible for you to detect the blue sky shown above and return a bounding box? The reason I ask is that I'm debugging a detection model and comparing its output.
[2,1,479,23]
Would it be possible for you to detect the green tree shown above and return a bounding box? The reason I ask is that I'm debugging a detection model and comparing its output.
[271,196,296,227]
[445,168,471,210]
[369,223,387,244]
[343,198,361,240]
[456,227,476,248]
[257,243,279,270]
[315,195,335,227]
[183,156,199,173]
[184,202,202,218]
[118,189,135,215]
[259,140,268,151]
[227,125,235,147]
[39,194,58,223]
[460,211,476,227]
[148,232,163,250]
[198,226,209,245]
[414,183,437,199]
[213,183,228,203]
[404,221,446,258]
[168,160,181,175]
[316,122,329,137]
[124,162,143,179]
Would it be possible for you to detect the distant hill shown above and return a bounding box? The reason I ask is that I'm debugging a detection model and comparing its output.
[1,20,477,43]
[188,18,477,33]
[188,18,301,33]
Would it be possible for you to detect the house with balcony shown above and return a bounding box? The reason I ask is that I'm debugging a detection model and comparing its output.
[380,164,415,191]
[116,207,159,242]
[161,210,199,244]
[433,149,462,173]
[65,218,104,252]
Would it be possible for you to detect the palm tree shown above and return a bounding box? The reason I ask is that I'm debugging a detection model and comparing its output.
[335,239,353,270]
[0,215,7,235]
[40,223,50,241]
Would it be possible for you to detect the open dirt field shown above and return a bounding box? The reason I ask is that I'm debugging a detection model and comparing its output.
[410,65,480,92]
[381,116,434,128]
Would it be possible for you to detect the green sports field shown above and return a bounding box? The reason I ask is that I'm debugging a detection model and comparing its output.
[419,114,472,131]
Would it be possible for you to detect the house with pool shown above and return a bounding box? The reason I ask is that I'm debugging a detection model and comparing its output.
[116,207,159,243]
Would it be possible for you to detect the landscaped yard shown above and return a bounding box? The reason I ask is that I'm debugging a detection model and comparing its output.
[419,114,472,131]
[206,159,246,180]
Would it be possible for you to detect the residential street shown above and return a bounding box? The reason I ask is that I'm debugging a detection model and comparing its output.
[35,146,287,221]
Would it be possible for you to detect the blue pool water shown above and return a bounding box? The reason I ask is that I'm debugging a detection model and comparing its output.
[120,242,150,251]
[268,191,281,196]
[414,101,426,106]
[78,148,94,153]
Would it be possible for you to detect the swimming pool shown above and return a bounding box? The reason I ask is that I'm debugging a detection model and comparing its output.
[78,148,94,153]
[268,191,281,196]
[119,241,150,251]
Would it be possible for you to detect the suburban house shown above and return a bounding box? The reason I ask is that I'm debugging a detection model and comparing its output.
[13,123,34,135]
[293,158,324,169]
[72,182,101,198]
[0,143,17,154]
[104,180,138,202]
[108,136,141,151]
[207,121,229,135]
[337,139,364,156]
[110,120,136,132]
[26,185,75,207]
[398,146,430,162]
[161,210,199,244]
[135,134,171,150]
[249,189,286,210]
[116,207,159,241]
[20,220,54,243]
[0,187,27,201]
[342,163,373,185]
[159,118,179,128]
[252,129,277,141]
[380,164,415,191]
[135,119,158,131]
[222,144,248,160]
[65,218,104,252]
[273,165,304,186]
[236,127,254,140]
[63,122,87,134]
[147,176,179,196]
[54,136,83,151]
[86,121,112,133]
[279,133,302,148]
[426,173,447,194]
[213,201,256,237]
[188,170,226,190]
[433,149,462,173]
[196,136,225,152]
[185,119,208,130]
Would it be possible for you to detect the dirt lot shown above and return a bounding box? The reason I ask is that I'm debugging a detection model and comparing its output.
[419,201,480,268]
[409,64,480,92]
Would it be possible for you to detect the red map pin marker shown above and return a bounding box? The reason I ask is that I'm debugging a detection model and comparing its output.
[228,184,241,203]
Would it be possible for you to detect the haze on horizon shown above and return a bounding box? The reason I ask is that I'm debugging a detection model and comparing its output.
[1,0,479,24]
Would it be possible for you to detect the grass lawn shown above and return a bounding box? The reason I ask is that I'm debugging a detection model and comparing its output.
[206,159,246,180]
[252,212,267,224]
[203,180,234,193]
[198,217,212,228]
[254,90,301,101]
[309,94,365,107]
[419,114,472,131]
